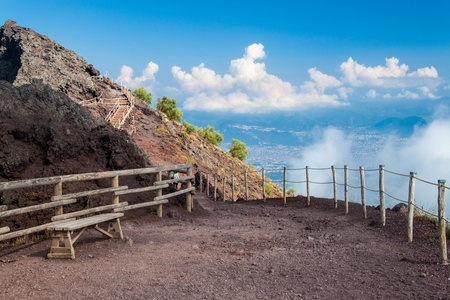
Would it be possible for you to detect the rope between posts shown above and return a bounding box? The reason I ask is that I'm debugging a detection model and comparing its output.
[415,177,439,186]
[286,180,307,184]
[384,191,408,204]
[411,203,438,219]
[308,167,331,171]
[385,169,410,178]
[347,168,361,171]
[286,168,306,171]
[364,168,379,172]
[364,187,380,193]
[347,184,361,189]
[310,181,333,185]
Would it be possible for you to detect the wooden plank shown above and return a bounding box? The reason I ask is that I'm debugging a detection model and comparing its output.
[154,175,195,186]
[0,163,192,191]
[0,226,10,235]
[114,184,169,196]
[47,213,124,231]
[113,200,168,212]
[51,186,128,201]
[0,218,76,242]
[0,199,77,219]
[51,202,128,221]
[154,187,195,201]
[0,205,7,212]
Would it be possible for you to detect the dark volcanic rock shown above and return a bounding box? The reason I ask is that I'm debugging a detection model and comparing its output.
[0,79,150,180]
[0,19,101,103]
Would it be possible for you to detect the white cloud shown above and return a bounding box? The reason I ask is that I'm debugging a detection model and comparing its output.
[173,43,344,113]
[340,57,440,90]
[366,89,377,98]
[337,87,354,99]
[116,61,159,90]
[105,43,445,113]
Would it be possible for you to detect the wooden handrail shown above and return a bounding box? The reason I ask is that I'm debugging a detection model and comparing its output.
[0,163,191,191]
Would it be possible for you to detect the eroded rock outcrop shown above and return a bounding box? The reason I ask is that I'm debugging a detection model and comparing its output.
[0,19,100,103]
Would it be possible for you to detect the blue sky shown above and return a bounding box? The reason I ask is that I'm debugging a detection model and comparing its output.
[2,0,450,114]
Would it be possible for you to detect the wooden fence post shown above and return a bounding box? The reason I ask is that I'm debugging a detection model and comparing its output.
[186,167,192,212]
[223,176,226,202]
[112,176,119,204]
[54,181,63,216]
[214,176,217,201]
[155,172,163,217]
[262,168,266,202]
[332,166,337,209]
[344,165,348,214]
[360,166,367,219]
[379,165,386,226]
[407,172,417,242]
[232,174,235,202]
[206,174,210,197]
[438,180,448,265]
[199,171,203,193]
[245,170,248,201]
[407,172,416,243]
[283,167,287,205]
[306,166,310,206]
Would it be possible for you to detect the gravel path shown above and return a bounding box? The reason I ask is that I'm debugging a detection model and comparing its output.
[1,193,449,299]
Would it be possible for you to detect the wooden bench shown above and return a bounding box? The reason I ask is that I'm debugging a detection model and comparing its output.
[46,186,129,259]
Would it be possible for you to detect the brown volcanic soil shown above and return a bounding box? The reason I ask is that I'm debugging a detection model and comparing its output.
[1,193,449,300]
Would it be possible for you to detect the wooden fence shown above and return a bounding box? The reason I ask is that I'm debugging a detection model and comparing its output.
[0,163,195,243]
[198,165,449,265]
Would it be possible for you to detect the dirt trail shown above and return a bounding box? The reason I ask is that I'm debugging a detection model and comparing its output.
[1,193,449,299]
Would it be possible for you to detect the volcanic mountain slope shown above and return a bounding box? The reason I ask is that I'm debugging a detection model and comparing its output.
[0,19,282,200]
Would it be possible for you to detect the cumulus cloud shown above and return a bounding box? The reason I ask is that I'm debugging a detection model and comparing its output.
[366,89,377,98]
[173,43,344,113]
[340,57,441,92]
[164,43,446,112]
[116,61,159,89]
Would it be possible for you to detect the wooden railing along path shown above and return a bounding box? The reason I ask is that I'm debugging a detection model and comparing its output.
[0,164,195,255]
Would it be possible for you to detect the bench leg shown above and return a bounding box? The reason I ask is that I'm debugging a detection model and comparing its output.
[106,218,123,239]
[47,231,75,259]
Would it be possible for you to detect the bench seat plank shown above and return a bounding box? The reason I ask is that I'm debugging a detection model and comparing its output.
[47,213,123,231]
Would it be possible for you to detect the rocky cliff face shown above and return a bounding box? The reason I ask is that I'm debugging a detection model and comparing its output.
[0,20,100,103]
[0,20,282,200]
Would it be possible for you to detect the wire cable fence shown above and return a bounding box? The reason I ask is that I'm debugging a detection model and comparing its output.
[201,164,449,265]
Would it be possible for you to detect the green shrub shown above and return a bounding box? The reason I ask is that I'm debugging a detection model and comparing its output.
[229,139,248,162]
[198,125,223,146]
[134,87,152,104]
[287,187,296,197]
[265,181,272,196]
[157,96,182,122]
[182,120,198,134]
